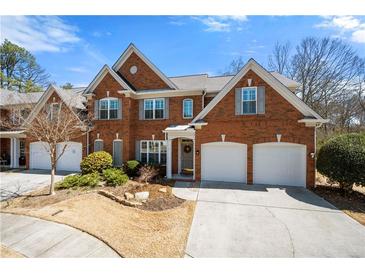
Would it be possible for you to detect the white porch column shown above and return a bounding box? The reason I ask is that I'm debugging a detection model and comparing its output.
[13,138,20,168]
[166,139,172,179]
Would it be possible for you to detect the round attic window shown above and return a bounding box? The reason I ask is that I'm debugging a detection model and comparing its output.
[130,65,138,74]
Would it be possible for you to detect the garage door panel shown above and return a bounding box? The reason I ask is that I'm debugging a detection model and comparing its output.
[253,143,306,187]
[201,142,247,183]
[30,142,51,170]
[56,142,82,172]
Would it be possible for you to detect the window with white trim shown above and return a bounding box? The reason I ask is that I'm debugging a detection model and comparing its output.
[183,99,193,118]
[140,140,167,165]
[144,98,164,119]
[242,87,257,114]
[48,103,60,121]
[99,98,119,120]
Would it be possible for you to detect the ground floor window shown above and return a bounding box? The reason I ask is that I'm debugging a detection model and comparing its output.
[140,140,167,165]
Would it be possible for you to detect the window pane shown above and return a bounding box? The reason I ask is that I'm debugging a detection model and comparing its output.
[109,109,118,119]
[149,141,159,153]
[160,153,166,165]
[141,153,147,164]
[144,99,153,110]
[160,141,167,153]
[242,101,256,114]
[155,99,164,109]
[100,100,108,110]
[149,153,159,164]
[145,109,153,119]
[155,109,164,119]
[100,109,108,119]
[141,141,147,153]
[110,100,119,109]
[183,100,193,118]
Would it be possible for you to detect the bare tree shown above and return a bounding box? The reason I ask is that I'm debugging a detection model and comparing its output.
[268,41,292,76]
[222,56,246,75]
[1,92,87,195]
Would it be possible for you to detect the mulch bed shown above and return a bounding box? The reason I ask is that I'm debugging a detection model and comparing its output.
[313,184,365,225]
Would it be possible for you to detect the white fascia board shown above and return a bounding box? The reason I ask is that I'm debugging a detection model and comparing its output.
[111,43,178,90]
[84,65,131,94]
[193,59,324,122]
[118,89,203,99]
[298,118,330,127]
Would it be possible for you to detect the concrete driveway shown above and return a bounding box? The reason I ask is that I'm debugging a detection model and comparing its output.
[182,181,365,258]
[0,170,71,201]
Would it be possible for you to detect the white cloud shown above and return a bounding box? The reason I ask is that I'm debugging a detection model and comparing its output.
[67,67,87,73]
[0,16,80,52]
[91,31,112,38]
[316,16,365,44]
[193,16,248,32]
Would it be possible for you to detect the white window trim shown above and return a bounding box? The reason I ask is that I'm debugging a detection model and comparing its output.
[143,98,165,120]
[182,98,193,119]
[241,87,258,115]
[99,97,120,120]
[140,140,167,165]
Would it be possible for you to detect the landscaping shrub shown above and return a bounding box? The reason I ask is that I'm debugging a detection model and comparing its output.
[80,151,113,174]
[78,173,100,188]
[137,164,159,183]
[123,160,141,177]
[102,168,129,186]
[317,133,365,192]
[56,174,81,189]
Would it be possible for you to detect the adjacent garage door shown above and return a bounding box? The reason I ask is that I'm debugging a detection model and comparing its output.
[56,142,82,172]
[30,142,52,170]
[201,142,247,183]
[30,141,82,172]
[253,142,306,187]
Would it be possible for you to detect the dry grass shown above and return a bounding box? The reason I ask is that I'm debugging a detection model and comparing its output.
[0,181,196,258]
[0,245,25,258]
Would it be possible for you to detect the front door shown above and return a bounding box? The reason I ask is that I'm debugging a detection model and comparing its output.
[180,139,193,173]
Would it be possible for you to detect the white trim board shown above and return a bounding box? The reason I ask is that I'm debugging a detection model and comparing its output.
[112,43,177,90]
[192,58,324,123]
[84,65,132,94]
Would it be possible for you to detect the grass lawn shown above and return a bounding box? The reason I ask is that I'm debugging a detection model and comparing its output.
[0,245,25,258]
[314,176,365,226]
[0,181,196,258]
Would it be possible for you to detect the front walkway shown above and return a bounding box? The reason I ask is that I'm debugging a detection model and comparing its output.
[0,213,120,258]
[174,181,365,257]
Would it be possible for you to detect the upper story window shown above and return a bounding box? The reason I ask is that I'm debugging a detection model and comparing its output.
[241,87,257,114]
[183,99,193,119]
[99,98,119,120]
[144,98,165,119]
[48,103,60,121]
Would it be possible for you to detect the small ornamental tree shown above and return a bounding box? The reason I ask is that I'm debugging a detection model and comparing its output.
[317,133,365,192]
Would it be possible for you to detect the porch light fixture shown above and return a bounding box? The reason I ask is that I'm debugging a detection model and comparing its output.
[97,133,100,139]
[196,150,200,156]
[116,133,119,139]
[106,91,110,97]
[152,134,155,141]
[221,134,226,142]
[248,79,252,86]
[276,134,282,142]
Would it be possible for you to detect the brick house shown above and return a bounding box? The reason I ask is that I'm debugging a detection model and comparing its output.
[1,43,328,188]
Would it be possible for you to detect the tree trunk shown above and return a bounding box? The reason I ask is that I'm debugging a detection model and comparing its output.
[49,167,56,195]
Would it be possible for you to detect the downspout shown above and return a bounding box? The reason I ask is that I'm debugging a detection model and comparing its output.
[86,126,90,155]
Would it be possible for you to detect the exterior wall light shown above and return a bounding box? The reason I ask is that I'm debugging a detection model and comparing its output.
[276,134,282,142]
[221,134,226,142]
[196,150,200,156]
[152,134,155,141]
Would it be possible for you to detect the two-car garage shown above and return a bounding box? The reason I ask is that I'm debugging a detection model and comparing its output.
[201,141,306,187]
[29,141,82,172]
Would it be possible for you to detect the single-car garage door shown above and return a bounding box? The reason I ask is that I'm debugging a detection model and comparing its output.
[253,142,306,187]
[30,141,51,170]
[56,142,82,172]
[201,142,247,183]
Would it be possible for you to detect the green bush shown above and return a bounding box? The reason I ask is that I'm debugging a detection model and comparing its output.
[102,168,128,186]
[78,173,100,188]
[56,174,81,189]
[123,160,140,177]
[317,133,365,191]
[80,151,113,174]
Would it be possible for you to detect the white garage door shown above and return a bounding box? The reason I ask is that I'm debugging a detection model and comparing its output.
[30,142,51,170]
[253,143,306,187]
[201,142,247,183]
[56,142,82,172]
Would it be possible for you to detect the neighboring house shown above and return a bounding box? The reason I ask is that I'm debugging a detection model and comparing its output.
[1,43,328,188]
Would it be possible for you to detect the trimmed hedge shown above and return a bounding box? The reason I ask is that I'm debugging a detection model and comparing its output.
[56,173,100,189]
[102,168,128,186]
[80,151,113,174]
[123,160,140,177]
[317,133,365,191]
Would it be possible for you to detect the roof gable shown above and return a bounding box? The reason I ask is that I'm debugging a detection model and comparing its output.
[112,43,177,90]
[192,59,323,122]
[84,65,131,94]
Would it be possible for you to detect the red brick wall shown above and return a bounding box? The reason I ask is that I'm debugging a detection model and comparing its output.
[118,52,171,90]
[195,70,315,188]
[0,138,10,162]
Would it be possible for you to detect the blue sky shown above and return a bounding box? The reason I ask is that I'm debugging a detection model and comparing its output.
[1,16,365,87]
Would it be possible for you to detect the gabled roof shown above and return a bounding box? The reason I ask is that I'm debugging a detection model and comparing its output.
[112,43,178,90]
[192,58,324,123]
[25,84,85,125]
[84,65,132,94]
[0,88,44,107]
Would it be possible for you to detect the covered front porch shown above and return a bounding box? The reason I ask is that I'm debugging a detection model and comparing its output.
[0,131,26,170]
[164,125,195,181]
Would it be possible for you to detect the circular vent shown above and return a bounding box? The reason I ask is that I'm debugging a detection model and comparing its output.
[130,65,138,74]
